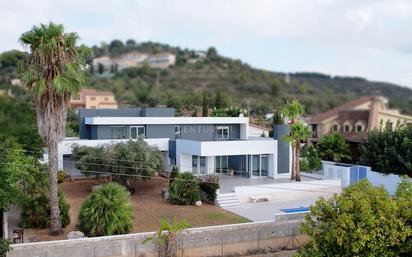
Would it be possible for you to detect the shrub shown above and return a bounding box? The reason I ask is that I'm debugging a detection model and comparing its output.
[0,239,10,257]
[57,170,66,183]
[296,180,410,256]
[169,166,179,184]
[20,190,70,229]
[300,159,310,173]
[301,145,322,173]
[169,172,200,205]
[78,183,134,236]
[199,175,220,203]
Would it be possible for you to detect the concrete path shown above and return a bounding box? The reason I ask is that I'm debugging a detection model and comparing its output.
[224,194,333,222]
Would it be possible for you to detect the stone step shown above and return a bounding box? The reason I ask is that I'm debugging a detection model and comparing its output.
[216,193,240,207]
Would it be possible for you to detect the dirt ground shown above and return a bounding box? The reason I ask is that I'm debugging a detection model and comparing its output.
[25,177,249,242]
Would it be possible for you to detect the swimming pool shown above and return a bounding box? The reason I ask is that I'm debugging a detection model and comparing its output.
[280,207,310,213]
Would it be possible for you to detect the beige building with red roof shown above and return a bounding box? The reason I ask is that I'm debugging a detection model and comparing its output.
[70,89,118,109]
[305,96,412,143]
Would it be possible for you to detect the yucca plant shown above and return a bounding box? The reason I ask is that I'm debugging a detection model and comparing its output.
[143,217,191,257]
[19,22,89,234]
[78,183,134,237]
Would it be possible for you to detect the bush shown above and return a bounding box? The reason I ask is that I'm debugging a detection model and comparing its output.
[199,175,220,203]
[300,159,310,173]
[0,239,10,257]
[78,183,134,237]
[301,145,322,173]
[169,166,179,183]
[169,172,200,205]
[57,170,66,183]
[296,180,410,256]
[20,190,70,229]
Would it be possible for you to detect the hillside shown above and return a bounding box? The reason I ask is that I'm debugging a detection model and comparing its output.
[1,40,412,116]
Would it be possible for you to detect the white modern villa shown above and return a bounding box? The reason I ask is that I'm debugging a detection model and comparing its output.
[57,108,292,180]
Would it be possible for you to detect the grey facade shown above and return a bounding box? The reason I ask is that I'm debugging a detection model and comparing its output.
[79,108,175,139]
[79,108,241,142]
[273,124,290,174]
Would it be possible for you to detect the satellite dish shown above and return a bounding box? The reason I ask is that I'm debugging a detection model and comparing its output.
[239,113,244,117]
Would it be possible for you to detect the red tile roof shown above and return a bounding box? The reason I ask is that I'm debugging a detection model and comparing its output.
[306,96,375,123]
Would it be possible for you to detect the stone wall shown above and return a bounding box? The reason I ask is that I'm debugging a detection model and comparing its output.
[7,221,306,257]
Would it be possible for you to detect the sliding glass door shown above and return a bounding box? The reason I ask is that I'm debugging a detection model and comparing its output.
[252,155,260,177]
[261,155,269,176]
[215,156,228,174]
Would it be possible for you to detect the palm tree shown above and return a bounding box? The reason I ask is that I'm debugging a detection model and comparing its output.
[144,217,191,257]
[19,23,87,234]
[282,100,304,124]
[318,133,351,162]
[282,100,305,180]
[284,122,310,181]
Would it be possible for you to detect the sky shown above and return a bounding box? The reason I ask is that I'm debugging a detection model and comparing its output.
[1,0,412,87]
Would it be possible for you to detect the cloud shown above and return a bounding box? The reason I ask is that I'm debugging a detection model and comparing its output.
[1,0,412,86]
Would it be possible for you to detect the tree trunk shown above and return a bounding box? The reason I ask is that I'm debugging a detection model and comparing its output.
[295,143,301,182]
[290,145,295,180]
[48,137,62,235]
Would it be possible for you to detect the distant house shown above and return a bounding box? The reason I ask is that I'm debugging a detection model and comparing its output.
[305,96,412,160]
[92,56,114,71]
[92,51,175,72]
[248,123,271,137]
[70,89,118,109]
[147,52,176,69]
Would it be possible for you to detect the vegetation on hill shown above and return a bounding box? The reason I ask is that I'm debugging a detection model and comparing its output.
[1,40,412,117]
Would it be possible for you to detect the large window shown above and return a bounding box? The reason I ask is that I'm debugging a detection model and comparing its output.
[252,155,260,177]
[261,155,269,176]
[192,155,206,175]
[200,156,206,175]
[192,155,198,174]
[215,156,228,174]
[216,126,229,140]
[130,126,145,139]
[112,126,126,139]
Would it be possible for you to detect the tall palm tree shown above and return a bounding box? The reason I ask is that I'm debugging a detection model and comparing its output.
[282,100,304,180]
[20,23,87,234]
[284,122,310,181]
[282,100,304,124]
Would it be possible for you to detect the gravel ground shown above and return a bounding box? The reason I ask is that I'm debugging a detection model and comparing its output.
[24,176,249,242]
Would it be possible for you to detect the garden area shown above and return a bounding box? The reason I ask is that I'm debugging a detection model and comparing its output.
[23,176,249,242]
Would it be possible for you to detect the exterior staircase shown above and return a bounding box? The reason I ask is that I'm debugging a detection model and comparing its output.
[216,193,240,208]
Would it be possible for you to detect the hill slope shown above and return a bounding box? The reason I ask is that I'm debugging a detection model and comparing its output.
[1,41,412,116]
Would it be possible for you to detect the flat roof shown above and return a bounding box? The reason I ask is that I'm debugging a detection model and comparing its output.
[85,116,249,125]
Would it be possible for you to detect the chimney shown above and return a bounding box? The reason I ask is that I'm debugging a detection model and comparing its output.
[367,96,382,130]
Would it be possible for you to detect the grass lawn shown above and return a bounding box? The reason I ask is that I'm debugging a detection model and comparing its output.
[25,176,249,242]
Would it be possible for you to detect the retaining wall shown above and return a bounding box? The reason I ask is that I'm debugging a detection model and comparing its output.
[7,221,306,257]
